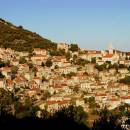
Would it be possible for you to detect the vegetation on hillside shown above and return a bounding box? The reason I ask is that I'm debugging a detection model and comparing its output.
[0,18,57,52]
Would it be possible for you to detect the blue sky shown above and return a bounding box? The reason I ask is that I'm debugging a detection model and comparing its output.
[0,0,130,51]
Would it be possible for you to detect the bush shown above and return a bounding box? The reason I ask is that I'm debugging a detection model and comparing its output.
[119,76,130,84]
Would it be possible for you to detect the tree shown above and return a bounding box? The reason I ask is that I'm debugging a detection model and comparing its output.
[0,60,5,68]
[119,76,130,85]
[41,109,51,119]
[58,49,65,55]
[106,61,111,64]
[66,72,76,78]
[42,91,51,100]
[99,107,111,118]
[32,67,37,76]
[87,97,97,108]
[127,66,130,72]
[92,115,122,130]
[42,76,47,82]
[54,105,88,125]
[126,57,128,60]
[0,88,15,115]
[73,87,79,93]
[18,25,23,29]
[95,64,106,71]
[75,58,89,66]
[54,65,59,69]
[41,62,45,67]
[28,62,33,69]
[92,108,123,130]
[72,54,78,64]
[11,66,18,74]
[45,60,53,67]
[19,57,27,64]
[0,72,4,78]
[65,52,71,61]
[91,57,96,63]
[16,97,39,118]
[119,64,125,68]
[0,60,10,67]
[69,44,79,52]
[112,63,119,70]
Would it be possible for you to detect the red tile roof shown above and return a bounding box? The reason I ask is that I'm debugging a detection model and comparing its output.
[103,54,113,58]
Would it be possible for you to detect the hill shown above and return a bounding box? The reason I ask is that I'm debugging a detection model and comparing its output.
[0,18,57,52]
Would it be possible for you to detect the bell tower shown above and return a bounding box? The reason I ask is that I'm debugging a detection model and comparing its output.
[108,42,113,54]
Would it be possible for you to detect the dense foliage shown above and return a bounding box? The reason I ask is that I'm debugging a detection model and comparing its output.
[69,44,79,52]
[119,76,130,84]
[0,88,126,130]
[0,18,57,52]
[19,57,27,64]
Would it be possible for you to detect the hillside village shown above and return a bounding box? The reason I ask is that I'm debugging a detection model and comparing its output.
[0,42,130,114]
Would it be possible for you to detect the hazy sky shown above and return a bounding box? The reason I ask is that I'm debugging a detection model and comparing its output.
[0,0,130,51]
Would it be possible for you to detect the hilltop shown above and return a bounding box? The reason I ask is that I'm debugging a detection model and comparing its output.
[0,18,57,52]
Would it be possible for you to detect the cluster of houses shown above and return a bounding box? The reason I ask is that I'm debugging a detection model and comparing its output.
[0,43,130,113]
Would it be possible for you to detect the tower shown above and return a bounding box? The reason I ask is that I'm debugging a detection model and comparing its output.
[108,42,113,54]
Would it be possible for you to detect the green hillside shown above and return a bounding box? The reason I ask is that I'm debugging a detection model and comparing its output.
[0,18,57,52]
